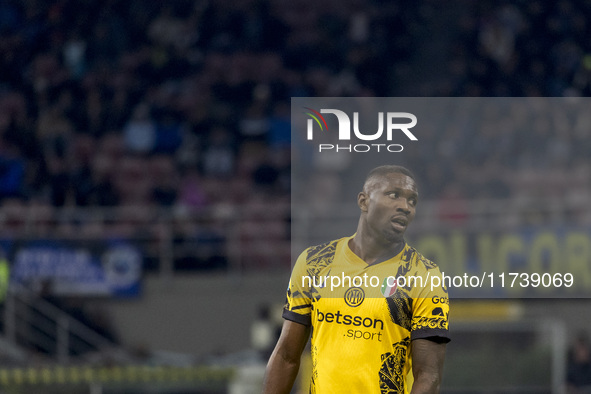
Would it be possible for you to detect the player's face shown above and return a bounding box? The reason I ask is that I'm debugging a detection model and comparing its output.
[360,173,418,243]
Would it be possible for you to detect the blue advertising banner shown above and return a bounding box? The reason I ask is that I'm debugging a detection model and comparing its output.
[7,239,141,297]
[409,227,591,298]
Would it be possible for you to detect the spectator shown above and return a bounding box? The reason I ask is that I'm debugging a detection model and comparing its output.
[567,332,591,392]
[123,103,156,154]
[201,126,237,179]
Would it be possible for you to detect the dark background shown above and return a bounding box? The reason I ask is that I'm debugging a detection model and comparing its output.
[1,0,591,393]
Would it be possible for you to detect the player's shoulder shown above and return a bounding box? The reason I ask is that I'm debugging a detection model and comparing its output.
[304,237,344,258]
[302,236,348,265]
[403,243,440,271]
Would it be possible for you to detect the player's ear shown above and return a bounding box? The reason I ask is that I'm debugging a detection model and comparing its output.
[358,191,368,212]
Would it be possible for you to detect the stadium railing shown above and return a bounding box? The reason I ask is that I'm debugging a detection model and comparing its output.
[0,195,589,276]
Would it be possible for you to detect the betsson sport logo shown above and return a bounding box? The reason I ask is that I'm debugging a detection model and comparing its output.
[303,107,417,153]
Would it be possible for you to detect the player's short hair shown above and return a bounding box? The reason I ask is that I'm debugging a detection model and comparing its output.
[363,165,416,191]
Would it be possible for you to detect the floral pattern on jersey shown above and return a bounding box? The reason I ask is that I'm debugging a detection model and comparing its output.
[310,344,319,394]
[385,287,413,331]
[378,337,410,394]
[305,240,338,281]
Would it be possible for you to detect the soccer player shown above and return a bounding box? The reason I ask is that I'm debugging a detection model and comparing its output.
[263,165,450,394]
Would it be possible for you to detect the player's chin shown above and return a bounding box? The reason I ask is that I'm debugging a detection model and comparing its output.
[383,229,405,243]
[389,222,408,235]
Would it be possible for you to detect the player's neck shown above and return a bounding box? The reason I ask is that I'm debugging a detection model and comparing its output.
[349,228,405,265]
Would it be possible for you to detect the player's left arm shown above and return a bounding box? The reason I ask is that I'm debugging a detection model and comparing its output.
[410,260,450,394]
[410,338,447,394]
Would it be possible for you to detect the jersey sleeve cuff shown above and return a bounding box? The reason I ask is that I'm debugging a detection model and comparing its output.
[282,309,312,326]
[411,328,451,343]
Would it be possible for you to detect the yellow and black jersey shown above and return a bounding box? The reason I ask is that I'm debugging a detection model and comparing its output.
[283,235,450,394]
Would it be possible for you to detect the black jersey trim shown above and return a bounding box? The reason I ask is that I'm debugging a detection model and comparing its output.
[411,328,450,343]
[282,309,312,326]
[291,304,312,311]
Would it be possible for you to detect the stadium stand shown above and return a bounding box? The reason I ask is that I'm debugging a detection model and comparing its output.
[0,1,591,392]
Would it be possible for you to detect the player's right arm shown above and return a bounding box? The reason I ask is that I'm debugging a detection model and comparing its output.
[262,319,311,394]
[263,248,313,393]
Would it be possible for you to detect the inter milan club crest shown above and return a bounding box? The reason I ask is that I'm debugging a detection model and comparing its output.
[344,287,365,307]
[381,277,398,297]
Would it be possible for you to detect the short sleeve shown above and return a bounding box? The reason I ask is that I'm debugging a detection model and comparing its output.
[282,249,313,326]
[410,266,450,342]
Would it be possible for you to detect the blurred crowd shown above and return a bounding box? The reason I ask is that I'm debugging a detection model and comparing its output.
[0,0,590,269]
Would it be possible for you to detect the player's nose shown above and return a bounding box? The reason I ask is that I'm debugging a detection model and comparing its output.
[396,199,411,213]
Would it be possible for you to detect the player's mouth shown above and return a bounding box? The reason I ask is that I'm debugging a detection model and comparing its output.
[390,216,408,231]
